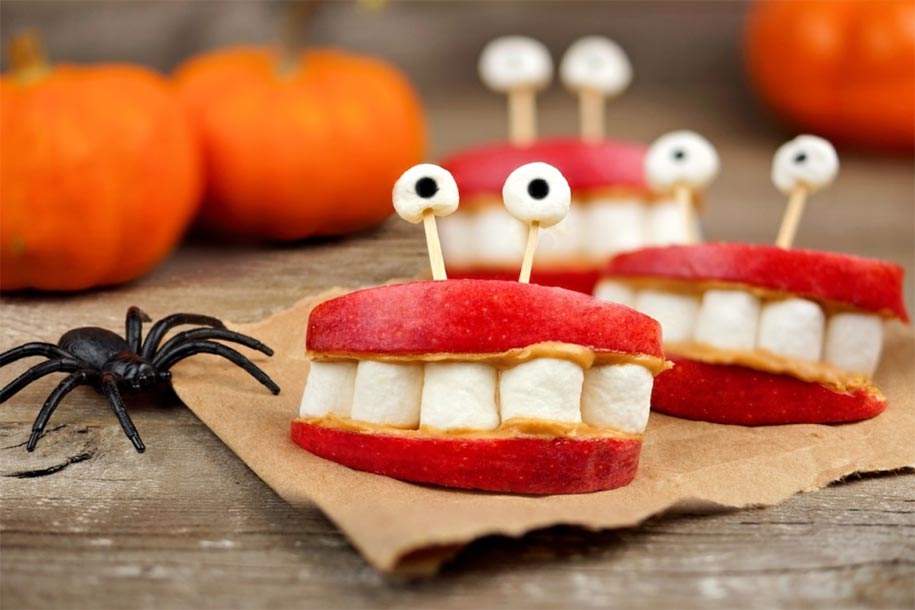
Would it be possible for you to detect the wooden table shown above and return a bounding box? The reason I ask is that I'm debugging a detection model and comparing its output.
[2,91,913,608]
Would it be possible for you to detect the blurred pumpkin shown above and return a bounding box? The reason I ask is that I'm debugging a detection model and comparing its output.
[746,0,915,151]
[173,46,426,240]
[1,34,202,291]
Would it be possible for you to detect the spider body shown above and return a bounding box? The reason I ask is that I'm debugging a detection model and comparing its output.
[1,307,280,453]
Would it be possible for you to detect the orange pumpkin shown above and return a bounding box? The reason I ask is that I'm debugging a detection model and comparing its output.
[174,46,426,240]
[1,35,202,291]
[746,0,915,151]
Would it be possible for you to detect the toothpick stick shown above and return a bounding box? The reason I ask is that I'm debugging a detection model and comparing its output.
[579,88,604,142]
[674,183,697,244]
[519,222,540,284]
[775,185,808,249]
[422,210,447,280]
[508,88,537,146]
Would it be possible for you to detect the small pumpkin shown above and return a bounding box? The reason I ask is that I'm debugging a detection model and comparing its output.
[0,34,202,291]
[173,46,426,240]
[746,0,915,151]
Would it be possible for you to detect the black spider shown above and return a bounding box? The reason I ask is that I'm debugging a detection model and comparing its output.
[0,307,280,453]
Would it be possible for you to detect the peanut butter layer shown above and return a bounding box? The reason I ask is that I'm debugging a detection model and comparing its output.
[298,415,643,441]
[666,341,876,393]
[308,341,671,375]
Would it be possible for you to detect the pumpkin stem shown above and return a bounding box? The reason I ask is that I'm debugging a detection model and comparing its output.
[277,0,322,77]
[7,31,51,85]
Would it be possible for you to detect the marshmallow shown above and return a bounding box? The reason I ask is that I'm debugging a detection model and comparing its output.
[644,199,695,246]
[437,212,475,267]
[502,162,571,228]
[633,290,700,343]
[299,361,357,419]
[645,131,720,192]
[392,164,459,224]
[581,364,653,434]
[473,206,527,265]
[350,361,424,428]
[757,298,825,361]
[594,280,636,307]
[772,135,839,195]
[479,36,553,93]
[420,362,499,431]
[582,198,647,256]
[560,36,632,97]
[536,202,583,262]
[694,289,761,350]
[500,358,583,424]
[823,312,884,376]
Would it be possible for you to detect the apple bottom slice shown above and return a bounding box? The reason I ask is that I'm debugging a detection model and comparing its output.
[291,419,642,494]
[447,267,601,295]
[652,357,887,426]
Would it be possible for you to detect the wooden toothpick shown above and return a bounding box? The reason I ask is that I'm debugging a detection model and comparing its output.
[518,222,541,284]
[673,183,697,244]
[422,210,447,280]
[775,185,808,249]
[508,88,537,146]
[578,88,604,142]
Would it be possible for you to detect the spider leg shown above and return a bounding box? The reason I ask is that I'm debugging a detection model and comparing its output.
[101,375,145,453]
[154,328,274,363]
[140,313,226,361]
[0,343,72,367]
[126,307,152,354]
[0,358,82,403]
[27,370,97,452]
[156,341,280,395]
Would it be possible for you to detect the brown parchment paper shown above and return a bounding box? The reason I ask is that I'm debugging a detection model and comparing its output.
[171,290,915,575]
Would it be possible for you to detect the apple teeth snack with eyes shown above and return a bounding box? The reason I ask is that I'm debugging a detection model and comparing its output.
[293,162,670,495]
[597,135,910,426]
[438,36,714,294]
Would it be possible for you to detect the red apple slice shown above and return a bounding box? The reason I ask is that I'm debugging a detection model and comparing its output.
[653,357,886,425]
[446,267,601,295]
[605,243,909,321]
[291,419,642,494]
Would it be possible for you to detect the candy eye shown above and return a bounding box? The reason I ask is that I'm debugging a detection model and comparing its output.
[644,130,720,191]
[392,164,459,224]
[502,162,571,228]
[479,36,553,92]
[560,36,632,96]
[771,135,839,194]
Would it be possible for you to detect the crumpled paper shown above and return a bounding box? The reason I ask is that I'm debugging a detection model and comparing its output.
[171,290,915,574]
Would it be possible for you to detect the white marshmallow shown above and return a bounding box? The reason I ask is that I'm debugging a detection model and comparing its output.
[757,298,825,361]
[392,164,459,223]
[581,364,653,434]
[645,130,720,192]
[633,290,700,343]
[560,36,632,97]
[772,135,839,195]
[582,198,647,256]
[823,312,884,376]
[473,206,527,265]
[437,212,475,267]
[299,361,357,419]
[694,290,761,350]
[594,280,636,307]
[500,358,584,424]
[645,199,695,246]
[420,362,499,431]
[536,203,583,262]
[479,36,553,93]
[502,162,572,228]
[350,361,424,428]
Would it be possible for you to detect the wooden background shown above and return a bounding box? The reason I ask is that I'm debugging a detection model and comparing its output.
[1,1,913,608]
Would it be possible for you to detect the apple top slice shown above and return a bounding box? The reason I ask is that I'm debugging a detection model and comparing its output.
[307,279,664,359]
[441,137,648,202]
[605,243,909,322]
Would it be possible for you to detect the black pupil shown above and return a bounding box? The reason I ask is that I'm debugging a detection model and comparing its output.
[415,177,438,198]
[672,149,686,161]
[527,178,549,200]
[794,152,807,163]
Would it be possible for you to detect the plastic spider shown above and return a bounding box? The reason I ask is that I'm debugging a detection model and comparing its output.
[0,307,280,453]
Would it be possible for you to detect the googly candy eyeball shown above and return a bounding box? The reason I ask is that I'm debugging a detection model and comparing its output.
[393,164,460,224]
[502,162,571,228]
[479,36,553,93]
[645,131,720,192]
[771,135,839,195]
[560,36,632,96]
